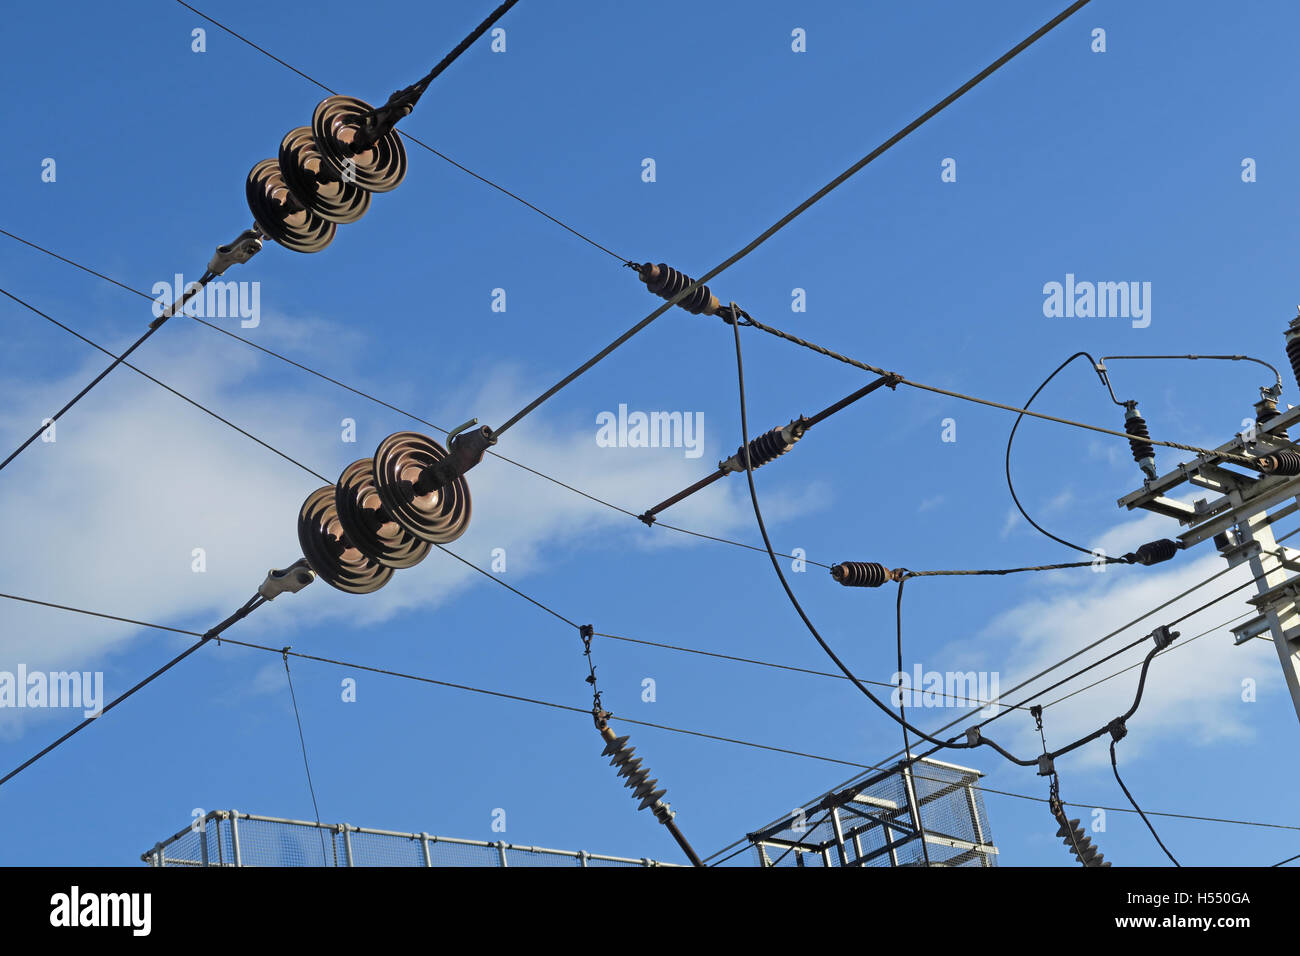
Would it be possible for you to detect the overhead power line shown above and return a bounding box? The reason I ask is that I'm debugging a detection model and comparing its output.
[0,2,525,481]
[736,313,1262,469]
[170,0,627,263]
[0,227,827,570]
[491,0,1095,438]
[5,585,1293,847]
[0,592,270,788]
[0,287,331,482]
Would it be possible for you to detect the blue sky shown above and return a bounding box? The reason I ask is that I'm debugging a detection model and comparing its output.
[2,0,1299,867]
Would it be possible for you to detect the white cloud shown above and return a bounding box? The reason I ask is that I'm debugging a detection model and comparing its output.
[0,322,823,739]
[939,504,1281,771]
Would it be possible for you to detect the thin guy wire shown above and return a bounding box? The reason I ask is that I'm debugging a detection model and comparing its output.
[281,650,331,863]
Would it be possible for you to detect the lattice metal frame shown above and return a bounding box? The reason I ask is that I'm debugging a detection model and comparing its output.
[747,757,998,867]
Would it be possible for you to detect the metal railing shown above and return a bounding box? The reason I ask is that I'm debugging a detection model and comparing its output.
[142,810,681,867]
[747,756,998,867]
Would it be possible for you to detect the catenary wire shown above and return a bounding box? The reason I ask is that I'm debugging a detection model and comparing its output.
[0,594,265,788]
[281,649,330,862]
[737,313,1262,469]
[3,588,1295,848]
[709,536,1297,862]
[492,0,1094,438]
[0,228,825,568]
[0,287,332,482]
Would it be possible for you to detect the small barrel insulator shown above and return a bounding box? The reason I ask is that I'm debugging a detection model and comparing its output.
[1256,397,1289,442]
[1258,450,1300,476]
[638,263,721,316]
[721,423,804,473]
[1124,408,1155,465]
[1285,314,1300,391]
[1128,538,1178,566]
[831,562,891,588]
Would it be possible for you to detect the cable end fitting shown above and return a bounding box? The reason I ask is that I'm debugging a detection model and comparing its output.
[1037,754,1055,777]
[965,726,981,746]
[207,227,264,277]
[258,558,315,601]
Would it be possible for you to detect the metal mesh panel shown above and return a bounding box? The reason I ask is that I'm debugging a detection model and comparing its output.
[749,757,997,867]
[143,812,678,867]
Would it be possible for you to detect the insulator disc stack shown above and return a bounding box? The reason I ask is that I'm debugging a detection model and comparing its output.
[372,431,473,544]
[830,562,892,588]
[637,263,721,316]
[298,485,394,593]
[279,126,372,224]
[334,459,430,569]
[312,95,408,193]
[246,94,408,253]
[246,159,337,253]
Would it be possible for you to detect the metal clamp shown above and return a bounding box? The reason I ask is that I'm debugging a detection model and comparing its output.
[258,558,316,600]
[207,227,264,276]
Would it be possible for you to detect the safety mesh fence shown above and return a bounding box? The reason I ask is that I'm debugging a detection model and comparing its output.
[143,812,678,867]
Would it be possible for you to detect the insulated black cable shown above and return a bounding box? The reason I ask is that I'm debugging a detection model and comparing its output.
[1006,351,1126,560]
[0,229,822,568]
[0,322,163,476]
[727,309,1027,762]
[1111,736,1181,866]
[720,539,1296,862]
[0,287,332,482]
[0,594,265,789]
[281,649,330,863]
[894,573,930,864]
[493,0,1094,438]
[169,0,628,263]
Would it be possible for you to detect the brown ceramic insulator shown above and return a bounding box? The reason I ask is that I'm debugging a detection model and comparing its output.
[279,127,372,225]
[297,485,393,593]
[312,95,408,193]
[246,158,336,253]
[372,431,473,544]
[334,458,430,569]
